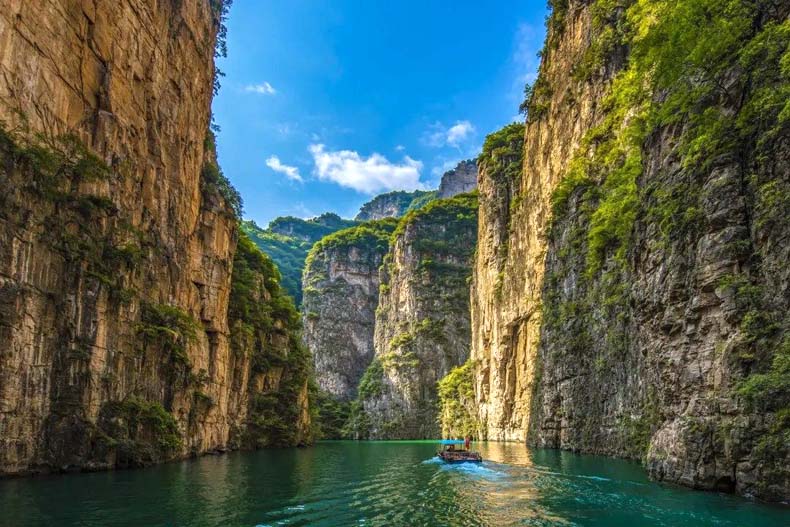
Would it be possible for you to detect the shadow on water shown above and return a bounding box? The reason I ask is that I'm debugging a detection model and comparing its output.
[0,441,787,526]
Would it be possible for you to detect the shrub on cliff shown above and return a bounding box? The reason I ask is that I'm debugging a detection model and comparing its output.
[230,231,312,447]
[96,397,182,468]
[437,360,481,439]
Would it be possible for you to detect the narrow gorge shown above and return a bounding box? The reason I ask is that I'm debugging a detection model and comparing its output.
[299,0,789,503]
[304,163,479,439]
[0,0,787,514]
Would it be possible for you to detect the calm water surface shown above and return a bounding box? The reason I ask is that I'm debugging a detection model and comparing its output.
[0,441,787,526]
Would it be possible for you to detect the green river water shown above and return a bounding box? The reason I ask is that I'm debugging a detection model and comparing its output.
[0,441,787,526]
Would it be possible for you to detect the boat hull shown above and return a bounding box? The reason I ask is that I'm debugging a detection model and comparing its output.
[438,452,482,464]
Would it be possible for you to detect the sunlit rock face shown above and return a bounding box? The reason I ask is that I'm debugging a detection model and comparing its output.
[471,0,789,502]
[0,0,310,474]
[437,160,478,199]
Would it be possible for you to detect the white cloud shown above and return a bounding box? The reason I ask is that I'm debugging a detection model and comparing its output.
[291,202,315,218]
[244,82,277,95]
[513,24,541,76]
[309,144,424,194]
[446,121,475,147]
[276,123,295,136]
[266,156,302,182]
[394,144,406,152]
[423,120,476,148]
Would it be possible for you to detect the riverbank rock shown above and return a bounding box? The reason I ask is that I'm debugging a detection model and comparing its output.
[470,0,789,502]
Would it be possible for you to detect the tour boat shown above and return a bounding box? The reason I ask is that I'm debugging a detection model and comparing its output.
[437,439,482,464]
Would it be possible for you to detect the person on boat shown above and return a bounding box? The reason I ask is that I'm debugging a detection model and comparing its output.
[464,436,471,451]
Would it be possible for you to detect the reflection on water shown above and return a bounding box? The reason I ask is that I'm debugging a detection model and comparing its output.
[0,441,787,526]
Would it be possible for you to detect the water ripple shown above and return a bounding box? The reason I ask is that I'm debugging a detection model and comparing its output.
[1,442,788,526]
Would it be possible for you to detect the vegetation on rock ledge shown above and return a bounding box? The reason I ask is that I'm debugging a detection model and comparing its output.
[230,232,313,447]
[438,360,481,439]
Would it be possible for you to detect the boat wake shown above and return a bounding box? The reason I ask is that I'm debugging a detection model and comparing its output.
[440,462,505,479]
[422,456,507,480]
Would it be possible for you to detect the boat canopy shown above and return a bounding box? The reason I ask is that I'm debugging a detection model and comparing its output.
[439,439,465,445]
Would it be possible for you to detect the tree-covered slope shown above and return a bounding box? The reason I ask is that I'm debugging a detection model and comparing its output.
[241,213,358,304]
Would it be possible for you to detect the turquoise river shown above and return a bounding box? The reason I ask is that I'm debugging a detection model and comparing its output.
[0,441,787,526]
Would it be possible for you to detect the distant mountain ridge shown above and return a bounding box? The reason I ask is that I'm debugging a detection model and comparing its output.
[355,160,479,221]
[244,160,479,305]
[354,190,435,221]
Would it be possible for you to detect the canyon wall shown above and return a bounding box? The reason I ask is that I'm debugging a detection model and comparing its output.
[302,219,396,400]
[0,0,309,475]
[471,0,789,501]
[437,160,477,199]
[358,194,478,439]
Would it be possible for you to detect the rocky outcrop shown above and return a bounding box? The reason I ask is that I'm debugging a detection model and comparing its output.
[437,160,478,198]
[471,0,789,502]
[302,219,397,400]
[358,194,478,439]
[355,190,434,221]
[0,0,309,475]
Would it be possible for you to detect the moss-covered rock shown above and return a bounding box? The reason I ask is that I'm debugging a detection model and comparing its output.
[354,193,479,439]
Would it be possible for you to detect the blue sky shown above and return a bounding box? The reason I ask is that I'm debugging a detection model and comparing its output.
[213,0,547,227]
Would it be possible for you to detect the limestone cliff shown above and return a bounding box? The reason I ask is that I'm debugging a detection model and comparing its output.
[355,190,434,221]
[302,219,397,401]
[356,194,478,439]
[471,0,789,502]
[0,0,309,475]
[437,160,478,199]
